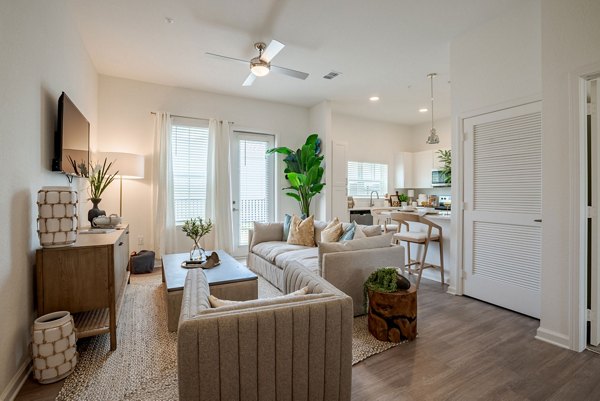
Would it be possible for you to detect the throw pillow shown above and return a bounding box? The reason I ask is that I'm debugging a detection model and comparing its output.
[209,286,311,308]
[360,224,383,237]
[282,214,292,241]
[250,221,284,250]
[287,215,315,246]
[339,221,357,241]
[321,218,343,243]
[208,295,241,308]
[354,224,367,238]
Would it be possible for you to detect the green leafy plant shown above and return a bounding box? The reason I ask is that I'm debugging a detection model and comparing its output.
[437,149,452,184]
[181,217,213,249]
[267,133,325,217]
[87,158,118,200]
[397,193,409,203]
[363,267,404,311]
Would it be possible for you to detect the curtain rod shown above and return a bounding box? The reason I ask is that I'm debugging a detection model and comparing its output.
[150,111,234,124]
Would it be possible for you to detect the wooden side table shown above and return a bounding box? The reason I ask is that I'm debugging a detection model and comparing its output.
[367,284,417,342]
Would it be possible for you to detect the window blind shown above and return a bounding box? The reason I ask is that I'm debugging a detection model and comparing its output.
[237,135,274,246]
[171,118,209,224]
[347,161,388,197]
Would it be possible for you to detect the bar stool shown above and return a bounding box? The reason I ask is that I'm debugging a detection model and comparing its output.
[389,212,445,289]
[371,208,399,233]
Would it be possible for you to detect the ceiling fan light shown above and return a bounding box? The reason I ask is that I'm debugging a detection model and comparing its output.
[250,58,270,76]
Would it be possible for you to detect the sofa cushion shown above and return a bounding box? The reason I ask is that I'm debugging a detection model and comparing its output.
[208,286,310,308]
[360,224,383,237]
[339,222,357,241]
[354,224,367,238]
[318,233,394,269]
[252,241,311,264]
[321,218,343,243]
[276,247,320,275]
[251,222,284,250]
[287,215,315,247]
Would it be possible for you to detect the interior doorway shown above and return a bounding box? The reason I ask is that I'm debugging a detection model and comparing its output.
[587,78,600,348]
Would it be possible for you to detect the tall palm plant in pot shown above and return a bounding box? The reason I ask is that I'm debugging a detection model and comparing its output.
[267,133,325,217]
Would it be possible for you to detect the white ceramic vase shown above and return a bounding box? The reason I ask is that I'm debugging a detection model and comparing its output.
[31,311,78,384]
[37,186,78,247]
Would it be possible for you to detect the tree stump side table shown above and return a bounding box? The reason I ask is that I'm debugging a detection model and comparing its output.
[367,284,417,342]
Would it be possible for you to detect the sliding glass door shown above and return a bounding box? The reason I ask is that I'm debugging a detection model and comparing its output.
[231,132,275,256]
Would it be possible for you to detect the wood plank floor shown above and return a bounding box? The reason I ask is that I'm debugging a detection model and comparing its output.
[16,276,600,401]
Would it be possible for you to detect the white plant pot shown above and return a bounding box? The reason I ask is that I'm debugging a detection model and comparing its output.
[31,311,78,384]
[37,186,78,247]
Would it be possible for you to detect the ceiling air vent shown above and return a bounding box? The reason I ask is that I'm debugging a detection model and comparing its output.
[323,71,341,80]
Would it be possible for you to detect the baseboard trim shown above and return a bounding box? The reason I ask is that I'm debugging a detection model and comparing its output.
[535,327,571,350]
[0,359,31,401]
[446,285,458,295]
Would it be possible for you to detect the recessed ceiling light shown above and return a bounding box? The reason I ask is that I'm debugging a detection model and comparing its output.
[419,108,428,113]
[369,96,380,102]
[165,17,175,24]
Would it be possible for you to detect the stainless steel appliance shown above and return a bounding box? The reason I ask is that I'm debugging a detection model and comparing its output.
[432,169,449,187]
[438,195,451,210]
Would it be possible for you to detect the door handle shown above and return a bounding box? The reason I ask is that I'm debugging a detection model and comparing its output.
[534,219,542,223]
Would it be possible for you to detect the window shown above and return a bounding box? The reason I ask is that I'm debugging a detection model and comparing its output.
[171,118,209,224]
[347,161,388,197]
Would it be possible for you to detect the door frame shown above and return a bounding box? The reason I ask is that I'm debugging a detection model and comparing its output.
[452,95,543,297]
[571,65,600,352]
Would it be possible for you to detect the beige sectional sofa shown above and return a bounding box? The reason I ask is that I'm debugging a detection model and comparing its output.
[178,263,353,401]
[247,220,405,316]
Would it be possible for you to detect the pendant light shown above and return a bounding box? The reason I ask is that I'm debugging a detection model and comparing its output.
[426,73,440,144]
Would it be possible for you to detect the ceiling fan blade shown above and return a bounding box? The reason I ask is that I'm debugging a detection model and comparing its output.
[242,73,256,86]
[270,65,309,80]
[260,40,285,63]
[205,52,248,65]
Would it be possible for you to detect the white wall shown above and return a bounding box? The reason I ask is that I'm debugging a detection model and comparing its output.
[97,76,309,253]
[331,113,413,198]
[450,0,542,116]
[309,101,332,221]
[0,1,98,398]
[539,0,600,348]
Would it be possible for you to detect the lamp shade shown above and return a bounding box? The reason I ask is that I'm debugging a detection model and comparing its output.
[101,152,144,179]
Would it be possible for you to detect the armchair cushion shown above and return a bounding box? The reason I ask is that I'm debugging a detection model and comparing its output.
[250,222,284,250]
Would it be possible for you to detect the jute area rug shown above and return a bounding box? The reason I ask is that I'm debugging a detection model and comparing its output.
[56,271,403,401]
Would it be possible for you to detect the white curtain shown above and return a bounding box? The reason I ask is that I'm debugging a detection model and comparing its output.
[151,112,177,258]
[206,119,234,253]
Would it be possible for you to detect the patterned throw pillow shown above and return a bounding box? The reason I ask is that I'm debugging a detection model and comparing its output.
[320,218,343,243]
[287,215,315,246]
[339,221,357,241]
[282,214,292,241]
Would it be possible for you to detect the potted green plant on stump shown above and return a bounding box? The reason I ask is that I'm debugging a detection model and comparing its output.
[364,267,417,342]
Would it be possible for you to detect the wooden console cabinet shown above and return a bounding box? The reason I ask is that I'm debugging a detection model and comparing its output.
[35,226,130,350]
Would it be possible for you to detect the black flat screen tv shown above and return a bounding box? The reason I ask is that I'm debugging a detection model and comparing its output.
[52,92,90,176]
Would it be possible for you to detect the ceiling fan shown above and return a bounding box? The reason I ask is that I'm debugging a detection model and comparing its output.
[206,40,309,86]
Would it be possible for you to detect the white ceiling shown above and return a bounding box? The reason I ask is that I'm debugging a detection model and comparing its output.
[67,0,521,126]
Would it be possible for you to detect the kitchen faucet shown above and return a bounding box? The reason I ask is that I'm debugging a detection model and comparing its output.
[369,191,379,207]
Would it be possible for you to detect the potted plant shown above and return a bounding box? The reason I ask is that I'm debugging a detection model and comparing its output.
[266,133,325,217]
[437,149,451,184]
[85,158,119,225]
[364,267,416,342]
[182,217,213,262]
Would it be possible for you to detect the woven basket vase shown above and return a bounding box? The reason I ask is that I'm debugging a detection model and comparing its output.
[31,311,78,384]
[37,186,78,247]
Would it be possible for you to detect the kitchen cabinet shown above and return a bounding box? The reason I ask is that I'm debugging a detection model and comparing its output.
[396,148,450,189]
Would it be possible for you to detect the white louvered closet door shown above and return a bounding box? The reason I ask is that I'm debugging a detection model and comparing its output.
[463,102,542,318]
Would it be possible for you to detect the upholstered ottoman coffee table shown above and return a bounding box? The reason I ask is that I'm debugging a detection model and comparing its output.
[162,250,258,331]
